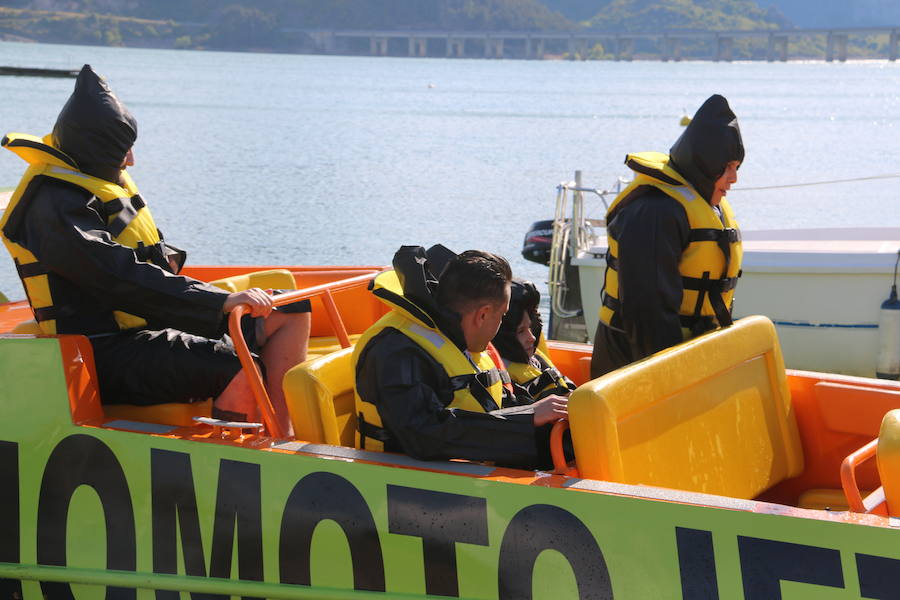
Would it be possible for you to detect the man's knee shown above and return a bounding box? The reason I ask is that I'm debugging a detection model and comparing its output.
[262,310,311,341]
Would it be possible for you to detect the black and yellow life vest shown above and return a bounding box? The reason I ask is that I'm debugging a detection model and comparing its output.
[600,152,743,337]
[353,270,510,452]
[506,348,575,401]
[0,132,162,334]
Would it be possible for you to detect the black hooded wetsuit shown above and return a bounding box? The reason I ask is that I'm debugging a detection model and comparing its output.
[355,246,568,470]
[590,94,745,378]
[5,65,281,405]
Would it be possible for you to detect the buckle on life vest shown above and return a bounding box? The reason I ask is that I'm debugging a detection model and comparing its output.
[689,228,741,243]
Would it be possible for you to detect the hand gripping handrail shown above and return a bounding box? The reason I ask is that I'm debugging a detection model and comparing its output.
[227,270,380,439]
[840,437,887,514]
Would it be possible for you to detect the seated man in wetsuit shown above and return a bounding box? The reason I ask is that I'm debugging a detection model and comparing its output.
[354,245,569,469]
[0,65,309,435]
[491,279,575,404]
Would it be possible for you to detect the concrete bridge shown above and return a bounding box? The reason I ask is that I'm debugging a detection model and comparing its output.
[293,26,900,62]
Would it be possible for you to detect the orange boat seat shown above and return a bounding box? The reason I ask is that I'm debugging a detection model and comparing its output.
[569,316,804,500]
[103,399,213,427]
[283,346,357,447]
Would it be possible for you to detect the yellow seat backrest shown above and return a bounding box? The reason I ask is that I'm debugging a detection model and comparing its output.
[306,334,362,361]
[569,315,803,499]
[878,409,900,517]
[209,268,296,293]
[12,319,42,334]
[283,346,356,446]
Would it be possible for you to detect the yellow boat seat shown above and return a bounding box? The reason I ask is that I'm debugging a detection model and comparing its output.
[306,334,361,360]
[878,409,900,517]
[569,316,804,499]
[283,346,357,447]
[209,268,296,293]
[12,319,41,334]
[104,399,213,427]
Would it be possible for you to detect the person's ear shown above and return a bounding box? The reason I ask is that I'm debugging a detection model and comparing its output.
[474,304,491,326]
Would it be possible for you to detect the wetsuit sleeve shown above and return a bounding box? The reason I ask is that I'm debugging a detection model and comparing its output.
[614,191,691,358]
[357,329,544,469]
[19,181,228,338]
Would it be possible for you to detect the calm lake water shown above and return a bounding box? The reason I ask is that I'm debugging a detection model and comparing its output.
[1,41,900,302]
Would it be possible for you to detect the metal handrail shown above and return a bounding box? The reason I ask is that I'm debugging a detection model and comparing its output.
[228,270,381,439]
[546,172,625,325]
[840,437,886,514]
[0,562,479,600]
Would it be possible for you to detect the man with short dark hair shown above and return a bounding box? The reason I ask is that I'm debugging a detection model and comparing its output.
[353,245,568,469]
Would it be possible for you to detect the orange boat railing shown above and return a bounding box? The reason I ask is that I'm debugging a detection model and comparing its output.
[227,271,380,439]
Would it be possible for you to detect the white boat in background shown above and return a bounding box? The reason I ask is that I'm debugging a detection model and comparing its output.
[532,172,900,378]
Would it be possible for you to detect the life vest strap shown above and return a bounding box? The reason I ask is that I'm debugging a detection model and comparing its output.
[602,294,620,312]
[689,228,741,243]
[682,275,739,293]
[448,369,501,412]
[525,369,562,396]
[90,193,146,238]
[357,412,392,450]
[14,258,46,279]
[606,253,619,271]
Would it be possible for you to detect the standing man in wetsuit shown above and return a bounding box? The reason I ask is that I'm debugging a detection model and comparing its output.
[0,65,310,434]
[590,94,744,378]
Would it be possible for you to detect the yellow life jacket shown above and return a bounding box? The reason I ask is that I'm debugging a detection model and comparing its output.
[600,151,743,336]
[353,270,509,452]
[0,132,162,334]
[506,348,574,401]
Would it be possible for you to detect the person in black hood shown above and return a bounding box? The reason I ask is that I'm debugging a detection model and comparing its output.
[0,65,311,434]
[492,279,575,403]
[590,94,745,378]
[354,246,571,469]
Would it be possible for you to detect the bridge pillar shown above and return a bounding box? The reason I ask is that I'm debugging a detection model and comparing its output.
[446,37,464,58]
[891,30,899,61]
[663,37,681,62]
[767,34,788,62]
[528,37,545,60]
[370,36,388,56]
[485,38,503,58]
[615,37,633,61]
[309,31,336,54]
[826,32,848,62]
[407,37,426,57]
[715,35,733,62]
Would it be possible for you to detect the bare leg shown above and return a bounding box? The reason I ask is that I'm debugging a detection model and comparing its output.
[213,369,257,420]
[260,311,311,437]
[213,311,310,435]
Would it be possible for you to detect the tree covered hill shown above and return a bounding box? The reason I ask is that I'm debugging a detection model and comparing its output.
[4,0,572,32]
[583,0,789,32]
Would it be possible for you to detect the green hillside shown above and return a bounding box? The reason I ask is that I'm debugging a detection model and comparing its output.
[585,0,789,31]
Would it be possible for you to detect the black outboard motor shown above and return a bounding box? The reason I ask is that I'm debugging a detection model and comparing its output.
[521,219,555,265]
